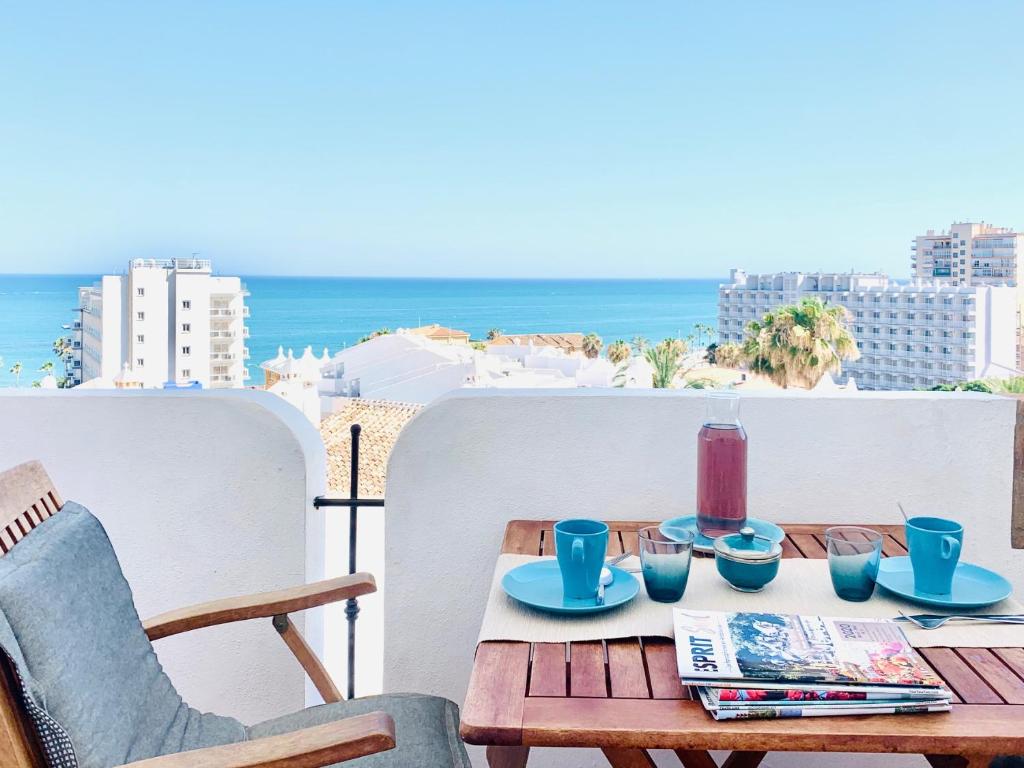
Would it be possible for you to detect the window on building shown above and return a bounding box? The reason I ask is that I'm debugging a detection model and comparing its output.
[182,300,191,310]
[136,334,144,343]
[888,328,897,335]
[137,288,145,297]
[182,346,191,355]
[960,240,966,246]
[182,369,191,378]
[136,311,144,321]
[136,358,144,367]
[182,323,191,333]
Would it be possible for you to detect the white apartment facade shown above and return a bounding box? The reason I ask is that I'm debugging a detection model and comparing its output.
[73,258,250,389]
[719,269,1018,390]
[913,222,1021,287]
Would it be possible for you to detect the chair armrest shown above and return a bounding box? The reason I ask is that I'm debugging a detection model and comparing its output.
[122,711,395,768]
[143,573,376,640]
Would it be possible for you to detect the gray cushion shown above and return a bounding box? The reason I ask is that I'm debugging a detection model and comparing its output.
[0,503,244,768]
[249,693,470,768]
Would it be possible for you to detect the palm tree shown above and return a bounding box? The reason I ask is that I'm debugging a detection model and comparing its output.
[645,342,681,388]
[692,322,714,349]
[990,376,1024,394]
[714,342,745,369]
[658,337,688,359]
[39,361,54,375]
[741,297,859,389]
[630,335,649,354]
[606,340,630,365]
[581,333,603,359]
[486,328,503,341]
[10,361,22,387]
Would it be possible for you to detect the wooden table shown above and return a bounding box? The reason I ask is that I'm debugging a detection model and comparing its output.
[461,521,1024,768]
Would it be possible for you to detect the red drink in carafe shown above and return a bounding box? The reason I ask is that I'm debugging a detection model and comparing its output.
[696,392,747,538]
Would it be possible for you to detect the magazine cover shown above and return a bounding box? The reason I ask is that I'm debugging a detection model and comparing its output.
[696,687,951,718]
[674,609,945,687]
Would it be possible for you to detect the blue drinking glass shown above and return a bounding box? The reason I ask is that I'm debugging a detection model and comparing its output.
[639,526,694,603]
[825,526,883,602]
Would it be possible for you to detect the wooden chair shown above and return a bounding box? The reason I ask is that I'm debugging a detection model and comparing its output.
[0,460,395,768]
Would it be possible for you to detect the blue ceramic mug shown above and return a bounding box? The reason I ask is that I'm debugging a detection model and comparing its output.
[554,519,609,600]
[906,516,963,595]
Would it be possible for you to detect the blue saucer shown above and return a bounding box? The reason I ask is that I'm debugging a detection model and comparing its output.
[660,515,785,554]
[876,557,1013,609]
[501,561,640,614]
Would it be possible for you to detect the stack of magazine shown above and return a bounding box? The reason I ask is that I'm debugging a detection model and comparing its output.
[673,609,952,720]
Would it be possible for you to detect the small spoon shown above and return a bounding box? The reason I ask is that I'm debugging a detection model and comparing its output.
[596,567,613,605]
[897,501,909,523]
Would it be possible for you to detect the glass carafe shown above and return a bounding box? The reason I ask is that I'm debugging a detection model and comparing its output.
[696,392,748,538]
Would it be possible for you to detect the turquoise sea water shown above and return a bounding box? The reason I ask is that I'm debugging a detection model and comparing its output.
[0,274,720,386]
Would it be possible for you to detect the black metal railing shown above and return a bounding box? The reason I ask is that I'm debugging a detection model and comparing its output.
[312,424,384,699]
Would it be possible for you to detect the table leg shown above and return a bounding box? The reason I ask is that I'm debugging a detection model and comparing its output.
[721,752,767,768]
[486,745,530,768]
[925,756,996,768]
[674,750,719,768]
[602,748,658,767]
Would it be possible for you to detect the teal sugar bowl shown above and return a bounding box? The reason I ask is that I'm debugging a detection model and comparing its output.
[713,527,782,592]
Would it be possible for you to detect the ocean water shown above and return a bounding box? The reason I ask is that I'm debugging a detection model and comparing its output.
[0,274,721,386]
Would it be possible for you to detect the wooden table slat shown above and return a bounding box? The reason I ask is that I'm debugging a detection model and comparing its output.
[779,535,802,559]
[788,533,827,558]
[461,641,531,746]
[528,643,567,697]
[955,648,1024,704]
[917,648,1002,704]
[992,647,1024,683]
[641,638,690,700]
[607,639,650,699]
[569,641,608,698]
[880,534,908,557]
[607,531,625,556]
[501,520,545,556]
[539,529,554,556]
[621,529,639,556]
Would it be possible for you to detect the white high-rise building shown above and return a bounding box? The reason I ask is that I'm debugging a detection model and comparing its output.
[913,222,1021,286]
[72,258,250,388]
[719,269,1018,390]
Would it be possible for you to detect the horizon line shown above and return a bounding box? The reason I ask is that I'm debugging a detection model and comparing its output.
[0,272,730,281]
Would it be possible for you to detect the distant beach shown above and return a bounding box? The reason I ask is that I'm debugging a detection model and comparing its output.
[0,275,721,385]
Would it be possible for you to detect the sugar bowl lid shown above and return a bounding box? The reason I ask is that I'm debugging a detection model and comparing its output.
[713,526,782,562]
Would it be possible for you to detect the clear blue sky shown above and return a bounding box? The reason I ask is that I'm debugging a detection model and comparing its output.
[2,1,1022,278]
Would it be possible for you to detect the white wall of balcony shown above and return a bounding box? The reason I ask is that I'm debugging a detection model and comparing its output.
[0,389,326,725]
[386,389,1023,768]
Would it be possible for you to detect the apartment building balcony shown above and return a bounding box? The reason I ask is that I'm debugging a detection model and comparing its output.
[210,330,237,339]
[2,389,1022,768]
[210,308,237,317]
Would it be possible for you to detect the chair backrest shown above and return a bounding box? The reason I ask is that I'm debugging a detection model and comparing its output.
[0,460,63,768]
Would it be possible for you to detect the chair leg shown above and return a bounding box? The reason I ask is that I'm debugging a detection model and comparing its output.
[486,745,530,767]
